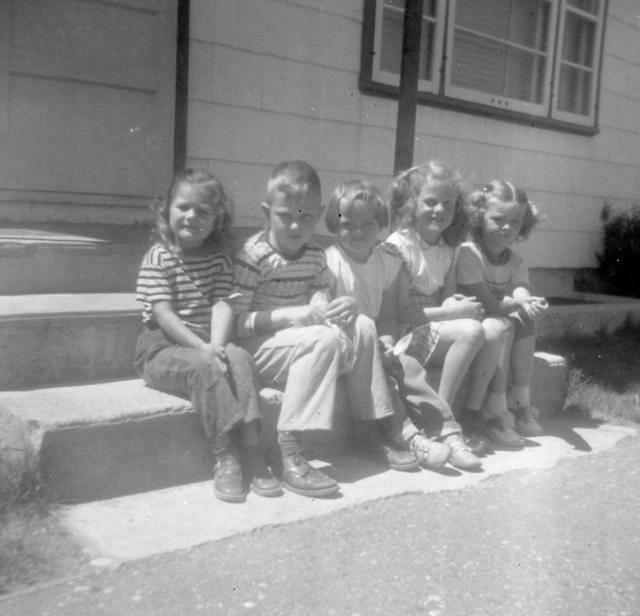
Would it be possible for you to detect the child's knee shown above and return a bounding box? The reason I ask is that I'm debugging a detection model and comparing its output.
[301,325,344,356]
[224,342,253,365]
[455,319,484,348]
[482,317,513,344]
[352,313,377,339]
[186,352,228,389]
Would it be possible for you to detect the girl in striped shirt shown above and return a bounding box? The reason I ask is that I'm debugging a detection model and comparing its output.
[135,169,281,503]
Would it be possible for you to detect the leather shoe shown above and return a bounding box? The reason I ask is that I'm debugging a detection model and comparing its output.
[353,421,419,471]
[483,415,525,449]
[281,453,340,498]
[375,443,420,471]
[409,434,450,469]
[246,447,282,498]
[511,406,544,437]
[443,433,482,470]
[459,409,490,456]
[213,453,246,503]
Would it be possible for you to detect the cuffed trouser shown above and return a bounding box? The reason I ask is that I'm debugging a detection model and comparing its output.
[134,328,261,445]
[384,351,461,441]
[241,315,395,432]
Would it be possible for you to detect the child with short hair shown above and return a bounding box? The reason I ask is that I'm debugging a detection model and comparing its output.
[135,168,281,503]
[232,161,418,499]
[324,179,481,470]
[385,160,513,454]
[457,180,547,446]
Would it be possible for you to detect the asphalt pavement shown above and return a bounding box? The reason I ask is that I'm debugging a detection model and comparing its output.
[2,420,639,616]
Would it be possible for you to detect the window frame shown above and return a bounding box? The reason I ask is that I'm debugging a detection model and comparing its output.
[359,0,608,135]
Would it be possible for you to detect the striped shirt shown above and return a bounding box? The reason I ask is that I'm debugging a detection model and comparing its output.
[231,231,331,338]
[136,243,234,337]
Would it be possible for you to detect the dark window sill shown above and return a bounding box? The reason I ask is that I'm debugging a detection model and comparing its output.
[359,78,599,137]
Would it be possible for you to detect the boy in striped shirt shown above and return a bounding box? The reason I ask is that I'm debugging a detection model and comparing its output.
[232,161,418,498]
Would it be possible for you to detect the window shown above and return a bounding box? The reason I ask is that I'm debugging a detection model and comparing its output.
[360,0,607,131]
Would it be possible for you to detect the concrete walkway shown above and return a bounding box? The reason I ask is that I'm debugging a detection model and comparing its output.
[60,417,636,565]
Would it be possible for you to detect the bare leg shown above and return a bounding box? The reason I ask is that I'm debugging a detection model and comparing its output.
[425,319,484,407]
[509,334,536,389]
[466,318,514,409]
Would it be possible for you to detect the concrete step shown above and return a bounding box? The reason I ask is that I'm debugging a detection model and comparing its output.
[58,421,636,564]
[0,293,139,388]
[0,223,151,294]
[1,351,567,504]
[0,379,345,504]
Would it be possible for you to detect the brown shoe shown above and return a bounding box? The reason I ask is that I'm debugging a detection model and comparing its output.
[213,452,246,503]
[443,433,482,470]
[281,453,340,498]
[459,409,490,456]
[353,420,420,472]
[245,447,282,498]
[483,415,525,449]
[511,406,544,437]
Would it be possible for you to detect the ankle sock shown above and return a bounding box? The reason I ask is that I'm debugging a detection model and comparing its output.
[508,385,530,409]
[277,431,302,457]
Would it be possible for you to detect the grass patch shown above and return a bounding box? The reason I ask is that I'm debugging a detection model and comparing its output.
[0,462,89,596]
[539,321,640,424]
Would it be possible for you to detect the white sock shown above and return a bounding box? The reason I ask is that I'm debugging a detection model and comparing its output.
[508,386,530,409]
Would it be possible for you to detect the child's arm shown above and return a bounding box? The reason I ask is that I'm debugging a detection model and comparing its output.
[377,266,404,347]
[512,286,548,319]
[397,266,484,325]
[210,299,234,347]
[232,269,328,336]
[152,301,223,356]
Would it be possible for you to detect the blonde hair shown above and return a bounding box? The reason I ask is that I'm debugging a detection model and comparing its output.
[387,160,468,246]
[152,168,234,251]
[266,160,321,205]
[325,180,388,233]
[467,180,543,242]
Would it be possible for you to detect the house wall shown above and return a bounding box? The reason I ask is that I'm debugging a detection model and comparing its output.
[0,0,177,225]
[187,0,640,269]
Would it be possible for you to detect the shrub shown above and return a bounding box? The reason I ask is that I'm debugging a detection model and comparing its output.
[596,203,640,298]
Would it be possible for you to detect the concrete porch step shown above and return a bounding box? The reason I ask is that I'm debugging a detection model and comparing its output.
[0,379,347,504]
[0,223,151,294]
[1,350,567,504]
[0,293,139,388]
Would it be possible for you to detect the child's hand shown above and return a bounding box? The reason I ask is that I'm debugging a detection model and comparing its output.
[201,342,228,373]
[326,296,358,327]
[283,305,328,327]
[520,296,548,320]
[442,295,485,320]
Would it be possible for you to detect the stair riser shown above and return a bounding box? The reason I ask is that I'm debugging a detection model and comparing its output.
[33,353,566,503]
[38,393,346,504]
[41,413,214,503]
[1,315,140,388]
[1,244,143,294]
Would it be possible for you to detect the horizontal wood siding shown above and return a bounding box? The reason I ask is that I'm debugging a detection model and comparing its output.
[186,0,640,268]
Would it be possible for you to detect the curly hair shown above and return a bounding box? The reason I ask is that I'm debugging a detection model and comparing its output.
[324,179,388,234]
[151,168,234,252]
[387,160,468,246]
[467,180,543,242]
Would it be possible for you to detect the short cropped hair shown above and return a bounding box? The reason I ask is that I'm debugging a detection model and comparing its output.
[266,160,321,205]
[387,160,468,246]
[467,180,543,242]
[325,180,388,234]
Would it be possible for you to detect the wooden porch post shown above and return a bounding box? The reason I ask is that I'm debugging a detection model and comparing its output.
[393,0,424,175]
